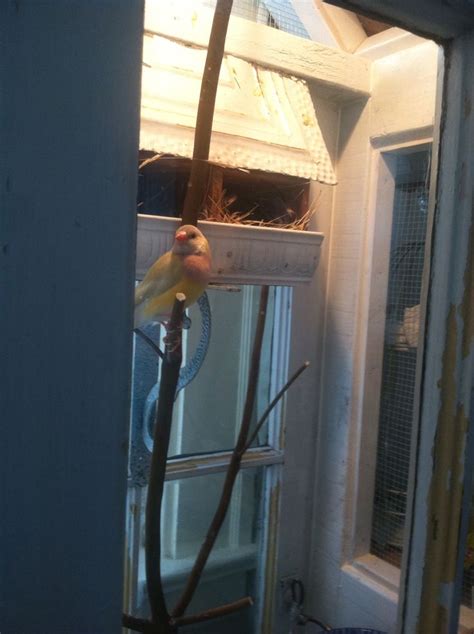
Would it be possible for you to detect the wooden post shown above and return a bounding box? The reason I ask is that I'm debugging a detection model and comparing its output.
[145,296,186,632]
[0,2,144,632]
[399,30,474,634]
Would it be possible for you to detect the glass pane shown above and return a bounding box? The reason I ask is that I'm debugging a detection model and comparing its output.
[135,468,265,633]
[131,285,289,461]
[200,0,310,39]
[370,150,430,567]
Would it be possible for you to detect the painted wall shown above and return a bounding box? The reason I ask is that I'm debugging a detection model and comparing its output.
[305,40,440,632]
[0,2,143,633]
[275,93,340,632]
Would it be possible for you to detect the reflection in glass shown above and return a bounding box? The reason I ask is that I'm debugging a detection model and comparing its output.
[131,285,283,458]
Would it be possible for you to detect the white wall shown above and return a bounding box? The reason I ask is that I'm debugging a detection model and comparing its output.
[305,40,440,631]
[274,93,340,632]
[0,2,143,633]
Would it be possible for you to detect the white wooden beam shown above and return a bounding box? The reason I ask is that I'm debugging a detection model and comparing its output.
[355,27,428,61]
[144,0,370,101]
[316,0,367,52]
[289,0,339,49]
[325,0,474,40]
[369,40,440,143]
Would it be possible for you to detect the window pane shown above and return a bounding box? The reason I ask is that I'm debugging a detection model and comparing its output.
[370,150,430,567]
[131,285,290,465]
[135,467,265,633]
[198,1,310,39]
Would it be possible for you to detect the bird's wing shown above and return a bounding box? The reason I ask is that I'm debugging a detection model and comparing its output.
[134,251,183,307]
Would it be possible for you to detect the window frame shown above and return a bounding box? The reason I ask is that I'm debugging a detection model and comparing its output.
[125,285,293,629]
[353,140,432,570]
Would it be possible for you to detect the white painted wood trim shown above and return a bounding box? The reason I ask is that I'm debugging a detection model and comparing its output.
[369,40,440,145]
[289,0,340,48]
[136,214,325,286]
[351,139,432,563]
[144,0,370,100]
[162,447,284,481]
[315,0,367,52]
[352,553,401,594]
[140,38,337,183]
[355,27,429,60]
[351,148,398,559]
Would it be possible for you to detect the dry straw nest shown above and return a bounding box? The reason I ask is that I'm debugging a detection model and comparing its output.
[201,192,317,231]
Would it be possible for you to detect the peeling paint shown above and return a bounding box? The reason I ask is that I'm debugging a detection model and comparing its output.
[418,307,470,632]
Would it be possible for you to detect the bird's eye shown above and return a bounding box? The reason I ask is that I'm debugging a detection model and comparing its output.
[190,232,196,238]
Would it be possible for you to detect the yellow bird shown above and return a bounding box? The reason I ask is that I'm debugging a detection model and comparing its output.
[134,224,212,329]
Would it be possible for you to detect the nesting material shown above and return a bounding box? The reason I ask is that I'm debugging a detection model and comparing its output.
[201,193,317,231]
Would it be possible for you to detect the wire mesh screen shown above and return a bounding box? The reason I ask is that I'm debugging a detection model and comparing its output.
[370,150,430,567]
[201,0,310,38]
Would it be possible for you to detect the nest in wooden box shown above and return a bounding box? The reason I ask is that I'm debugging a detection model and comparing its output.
[200,191,316,231]
[138,153,316,230]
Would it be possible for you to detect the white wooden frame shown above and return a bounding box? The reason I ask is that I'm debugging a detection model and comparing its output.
[144,0,370,101]
[294,37,441,634]
[352,139,432,568]
[399,30,474,634]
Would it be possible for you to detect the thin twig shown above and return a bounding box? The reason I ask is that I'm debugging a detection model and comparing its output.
[134,327,164,360]
[181,0,234,226]
[242,361,310,453]
[145,294,186,631]
[172,596,253,627]
[123,597,252,632]
[172,286,269,617]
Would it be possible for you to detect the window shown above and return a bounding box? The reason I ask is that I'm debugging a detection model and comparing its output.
[125,285,292,631]
[369,149,430,567]
[201,0,310,38]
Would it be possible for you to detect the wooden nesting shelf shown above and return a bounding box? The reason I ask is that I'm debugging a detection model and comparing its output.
[136,214,324,286]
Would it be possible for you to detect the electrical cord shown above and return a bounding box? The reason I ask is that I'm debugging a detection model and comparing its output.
[289,578,331,631]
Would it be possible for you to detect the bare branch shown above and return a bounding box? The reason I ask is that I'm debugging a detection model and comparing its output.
[172,596,253,627]
[243,361,310,453]
[123,597,251,632]
[181,0,234,225]
[172,286,269,617]
[145,294,186,630]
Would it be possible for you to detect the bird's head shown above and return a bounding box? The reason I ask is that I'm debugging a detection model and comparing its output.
[172,225,210,257]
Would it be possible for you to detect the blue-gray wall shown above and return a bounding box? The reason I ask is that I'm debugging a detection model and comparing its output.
[0,2,144,632]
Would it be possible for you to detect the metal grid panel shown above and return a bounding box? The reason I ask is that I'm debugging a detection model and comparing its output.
[371,151,430,567]
[202,0,310,38]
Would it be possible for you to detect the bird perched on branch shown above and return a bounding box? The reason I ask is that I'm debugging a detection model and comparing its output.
[134,224,211,328]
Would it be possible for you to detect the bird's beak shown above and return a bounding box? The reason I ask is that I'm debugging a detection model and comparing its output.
[175,230,188,242]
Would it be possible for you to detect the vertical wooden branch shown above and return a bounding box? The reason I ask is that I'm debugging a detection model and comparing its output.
[181,0,234,226]
[145,294,186,632]
[172,286,270,618]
